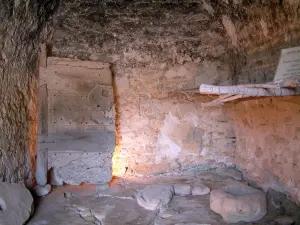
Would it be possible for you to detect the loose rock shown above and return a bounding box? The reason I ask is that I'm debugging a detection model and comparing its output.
[174,184,191,195]
[34,184,51,197]
[210,181,267,223]
[0,197,7,211]
[159,208,179,219]
[191,184,210,196]
[64,192,73,199]
[136,184,174,210]
[0,183,33,225]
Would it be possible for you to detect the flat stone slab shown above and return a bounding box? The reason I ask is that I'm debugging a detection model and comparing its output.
[156,195,223,225]
[27,184,157,225]
[49,151,112,185]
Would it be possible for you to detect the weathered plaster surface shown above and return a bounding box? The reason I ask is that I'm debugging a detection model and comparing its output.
[111,64,235,176]
[52,0,239,176]
[232,97,300,204]
[51,0,300,203]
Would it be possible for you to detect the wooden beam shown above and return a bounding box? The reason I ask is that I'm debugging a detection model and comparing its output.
[36,148,48,186]
[200,84,300,96]
[39,43,47,68]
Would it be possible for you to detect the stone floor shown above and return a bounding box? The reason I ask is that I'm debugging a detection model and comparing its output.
[27,170,300,225]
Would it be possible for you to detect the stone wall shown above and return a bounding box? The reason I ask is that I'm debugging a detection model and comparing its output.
[52,0,240,176]
[51,0,300,202]
[232,97,300,204]
[226,1,300,204]
[113,64,235,176]
[0,0,58,183]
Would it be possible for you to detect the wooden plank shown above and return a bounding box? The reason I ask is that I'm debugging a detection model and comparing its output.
[199,84,300,96]
[220,94,245,103]
[38,84,48,135]
[47,90,114,133]
[41,66,112,86]
[36,148,48,186]
[39,43,47,68]
[50,90,113,112]
[215,94,234,101]
[47,57,110,69]
[38,131,116,153]
[201,94,240,106]
[40,81,112,94]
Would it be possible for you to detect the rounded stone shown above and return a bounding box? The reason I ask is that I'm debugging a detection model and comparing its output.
[0,183,33,225]
[210,181,267,223]
[191,184,210,196]
[34,184,51,197]
[0,197,7,211]
[136,184,174,210]
[64,192,73,199]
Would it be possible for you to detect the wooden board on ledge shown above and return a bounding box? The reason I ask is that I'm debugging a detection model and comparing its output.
[199,84,300,106]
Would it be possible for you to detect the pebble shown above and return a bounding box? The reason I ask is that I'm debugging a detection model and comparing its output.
[0,197,7,211]
[34,184,51,197]
[64,192,72,199]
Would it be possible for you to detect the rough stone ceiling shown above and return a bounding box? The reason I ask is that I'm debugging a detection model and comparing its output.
[53,0,300,64]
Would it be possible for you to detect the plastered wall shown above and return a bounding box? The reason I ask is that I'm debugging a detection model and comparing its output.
[232,96,300,204]
[113,63,235,176]
[51,0,300,203]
